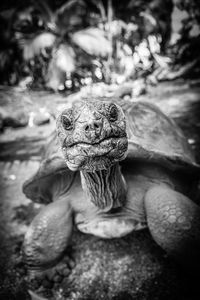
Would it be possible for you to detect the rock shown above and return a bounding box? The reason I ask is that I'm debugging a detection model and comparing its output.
[0,107,29,129]
[113,83,133,98]
[131,79,147,98]
[42,279,53,289]
[53,275,62,283]
[113,80,147,99]
[4,111,29,128]
[33,112,50,126]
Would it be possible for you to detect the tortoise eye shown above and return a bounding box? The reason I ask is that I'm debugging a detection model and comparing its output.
[109,104,118,122]
[62,115,73,130]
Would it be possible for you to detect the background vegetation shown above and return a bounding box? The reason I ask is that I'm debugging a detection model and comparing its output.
[0,0,199,91]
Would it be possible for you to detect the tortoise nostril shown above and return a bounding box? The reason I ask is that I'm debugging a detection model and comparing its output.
[84,121,101,132]
[94,123,100,129]
[84,120,102,138]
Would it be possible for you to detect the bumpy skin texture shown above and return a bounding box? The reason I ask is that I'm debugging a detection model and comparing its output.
[23,98,200,281]
[23,198,72,269]
[144,185,200,268]
[56,100,128,171]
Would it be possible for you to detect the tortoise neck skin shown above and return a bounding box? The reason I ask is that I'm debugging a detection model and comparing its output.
[80,163,127,212]
[57,99,129,211]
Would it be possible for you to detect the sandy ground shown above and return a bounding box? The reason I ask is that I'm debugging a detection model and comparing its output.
[0,79,200,300]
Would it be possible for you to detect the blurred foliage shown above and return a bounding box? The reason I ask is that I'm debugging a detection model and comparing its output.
[172,0,200,62]
[0,0,199,91]
[175,0,200,22]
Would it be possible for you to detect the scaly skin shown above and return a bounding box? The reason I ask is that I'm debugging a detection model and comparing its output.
[23,196,74,287]
[144,185,200,269]
[23,99,200,285]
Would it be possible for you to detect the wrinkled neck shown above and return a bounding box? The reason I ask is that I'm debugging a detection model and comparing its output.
[80,163,127,212]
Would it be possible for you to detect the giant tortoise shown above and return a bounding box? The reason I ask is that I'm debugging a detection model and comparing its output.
[23,97,200,283]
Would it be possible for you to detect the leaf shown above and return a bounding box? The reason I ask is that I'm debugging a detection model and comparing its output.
[55,44,76,73]
[72,27,112,57]
[21,32,56,61]
[55,0,87,33]
[56,0,85,16]
[46,43,75,91]
[33,0,55,25]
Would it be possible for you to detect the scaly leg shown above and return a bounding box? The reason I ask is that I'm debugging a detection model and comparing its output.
[144,185,200,271]
[23,198,73,286]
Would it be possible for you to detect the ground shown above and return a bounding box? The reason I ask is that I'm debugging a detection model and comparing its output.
[0,79,200,300]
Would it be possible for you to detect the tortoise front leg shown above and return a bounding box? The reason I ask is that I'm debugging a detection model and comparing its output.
[144,185,200,271]
[23,198,73,285]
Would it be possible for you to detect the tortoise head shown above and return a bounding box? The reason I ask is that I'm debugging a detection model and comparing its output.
[56,99,128,171]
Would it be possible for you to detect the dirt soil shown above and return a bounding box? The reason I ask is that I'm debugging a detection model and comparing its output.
[0,79,200,300]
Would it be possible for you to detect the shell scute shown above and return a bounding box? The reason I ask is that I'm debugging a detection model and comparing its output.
[124,102,199,171]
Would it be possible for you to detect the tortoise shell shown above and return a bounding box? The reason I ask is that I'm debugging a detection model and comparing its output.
[124,101,199,170]
[23,99,200,204]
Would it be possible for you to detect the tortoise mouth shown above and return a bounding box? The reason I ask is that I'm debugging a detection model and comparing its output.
[65,136,128,159]
[62,136,128,171]
[68,135,126,148]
